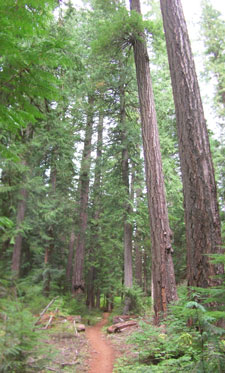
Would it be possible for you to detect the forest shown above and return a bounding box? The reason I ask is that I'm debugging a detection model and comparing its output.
[0,0,225,372]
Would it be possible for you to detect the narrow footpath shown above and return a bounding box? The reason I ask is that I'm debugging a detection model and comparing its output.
[86,312,116,373]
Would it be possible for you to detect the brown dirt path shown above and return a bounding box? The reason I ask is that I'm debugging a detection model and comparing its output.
[86,312,116,373]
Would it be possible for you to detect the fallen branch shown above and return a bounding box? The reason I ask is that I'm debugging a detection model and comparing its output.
[61,361,78,366]
[73,319,78,336]
[113,315,137,324]
[34,296,58,326]
[44,315,53,329]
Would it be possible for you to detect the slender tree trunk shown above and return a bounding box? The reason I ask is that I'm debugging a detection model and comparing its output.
[143,250,148,295]
[130,0,177,322]
[132,156,144,288]
[106,292,114,312]
[11,159,28,276]
[135,235,142,287]
[72,96,94,296]
[160,0,223,288]
[66,231,76,282]
[43,160,57,296]
[132,152,144,288]
[86,266,96,309]
[135,188,143,288]
[119,83,133,314]
[11,188,28,276]
[86,112,103,307]
[96,289,101,309]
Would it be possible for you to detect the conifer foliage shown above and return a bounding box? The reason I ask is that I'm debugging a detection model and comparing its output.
[0,4,224,367]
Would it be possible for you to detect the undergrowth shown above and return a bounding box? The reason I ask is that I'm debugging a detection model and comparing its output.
[0,274,100,372]
[114,280,225,373]
[0,297,51,372]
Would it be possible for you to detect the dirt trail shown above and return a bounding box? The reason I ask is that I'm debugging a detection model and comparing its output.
[86,312,116,373]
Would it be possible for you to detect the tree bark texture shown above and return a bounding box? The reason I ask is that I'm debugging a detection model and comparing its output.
[72,96,94,295]
[160,0,223,288]
[11,159,28,276]
[130,0,177,322]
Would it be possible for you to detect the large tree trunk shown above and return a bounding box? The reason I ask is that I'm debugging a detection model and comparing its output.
[11,159,28,276]
[160,0,223,288]
[72,96,94,296]
[130,0,177,322]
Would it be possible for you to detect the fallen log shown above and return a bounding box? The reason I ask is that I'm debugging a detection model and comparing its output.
[107,320,138,333]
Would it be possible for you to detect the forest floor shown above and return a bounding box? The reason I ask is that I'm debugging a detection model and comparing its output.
[40,312,138,373]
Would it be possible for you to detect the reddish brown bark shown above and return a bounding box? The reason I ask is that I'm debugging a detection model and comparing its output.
[72,96,94,295]
[160,0,223,288]
[130,0,177,322]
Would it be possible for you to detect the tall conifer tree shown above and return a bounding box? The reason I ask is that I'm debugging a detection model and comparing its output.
[130,0,177,322]
[160,0,223,288]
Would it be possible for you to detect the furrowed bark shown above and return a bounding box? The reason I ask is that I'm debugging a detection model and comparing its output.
[130,0,177,322]
[160,0,223,288]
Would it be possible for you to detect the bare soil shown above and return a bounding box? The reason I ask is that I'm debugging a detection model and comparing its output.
[86,312,116,373]
[39,312,139,373]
